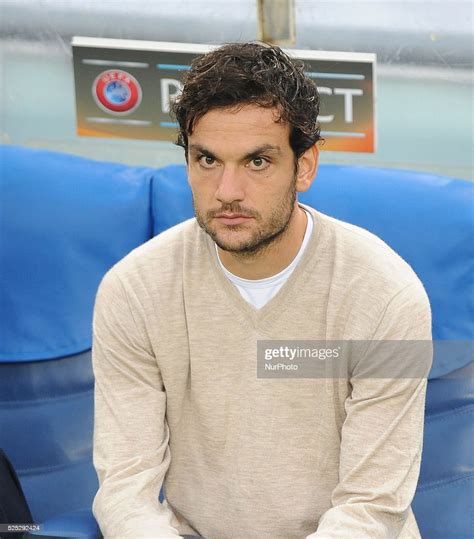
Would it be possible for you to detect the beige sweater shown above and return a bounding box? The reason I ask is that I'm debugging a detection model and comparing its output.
[92,205,432,539]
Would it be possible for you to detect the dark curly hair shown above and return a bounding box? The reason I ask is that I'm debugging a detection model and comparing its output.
[171,42,322,161]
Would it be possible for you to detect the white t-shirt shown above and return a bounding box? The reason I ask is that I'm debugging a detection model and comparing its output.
[216,209,314,309]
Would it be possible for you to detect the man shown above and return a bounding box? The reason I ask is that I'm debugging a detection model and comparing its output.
[91,43,432,538]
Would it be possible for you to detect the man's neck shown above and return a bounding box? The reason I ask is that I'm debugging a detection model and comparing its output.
[216,204,308,280]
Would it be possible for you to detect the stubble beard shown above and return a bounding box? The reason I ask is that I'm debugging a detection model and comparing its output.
[194,177,297,259]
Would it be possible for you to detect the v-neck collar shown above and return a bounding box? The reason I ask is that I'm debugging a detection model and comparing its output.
[204,204,324,330]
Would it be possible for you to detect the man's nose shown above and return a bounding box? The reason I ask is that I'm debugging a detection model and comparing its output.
[215,165,245,204]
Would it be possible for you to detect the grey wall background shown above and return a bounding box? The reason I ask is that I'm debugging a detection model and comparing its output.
[0,0,472,180]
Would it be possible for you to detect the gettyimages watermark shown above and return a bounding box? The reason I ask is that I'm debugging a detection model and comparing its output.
[257,340,473,379]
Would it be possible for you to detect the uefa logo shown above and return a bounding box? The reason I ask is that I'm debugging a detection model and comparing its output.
[92,69,142,115]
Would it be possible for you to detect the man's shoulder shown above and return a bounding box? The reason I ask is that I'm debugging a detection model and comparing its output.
[104,217,201,286]
[307,206,425,292]
[302,207,431,338]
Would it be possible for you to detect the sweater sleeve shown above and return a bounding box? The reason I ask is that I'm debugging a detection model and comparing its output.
[91,269,181,539]
[307,282,433,539]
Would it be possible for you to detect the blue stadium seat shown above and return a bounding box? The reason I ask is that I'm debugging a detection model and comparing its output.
[0,145,155,538]
[1,146,472,538]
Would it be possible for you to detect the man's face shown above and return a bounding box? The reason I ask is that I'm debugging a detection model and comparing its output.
[187,104,299,255]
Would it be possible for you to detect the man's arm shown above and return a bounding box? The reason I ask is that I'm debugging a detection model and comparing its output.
[91,269,181,538]
[308,282,433,538]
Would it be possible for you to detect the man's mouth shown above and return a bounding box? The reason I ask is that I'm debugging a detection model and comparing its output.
[213,213,254,225]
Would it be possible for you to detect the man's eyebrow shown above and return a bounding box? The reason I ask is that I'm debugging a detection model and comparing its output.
[188,144,215,157]
[242,145,282,160]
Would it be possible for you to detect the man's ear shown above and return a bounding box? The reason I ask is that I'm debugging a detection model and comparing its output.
[295,144,319,193]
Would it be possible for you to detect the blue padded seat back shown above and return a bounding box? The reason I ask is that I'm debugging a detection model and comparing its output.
[151,163,474,539]
[0,145,154,361]
[0,352,98,522]
[151,165,195,235]
[0,145,156,523]
[413,363,474,539]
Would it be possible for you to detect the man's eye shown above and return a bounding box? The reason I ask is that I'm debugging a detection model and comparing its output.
[198,155,217,168]
[248,157,269,170]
